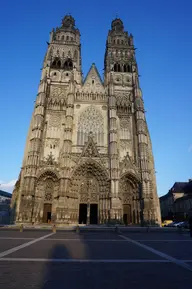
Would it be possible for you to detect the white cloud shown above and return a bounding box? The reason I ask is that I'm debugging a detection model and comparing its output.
[0,179,17,193]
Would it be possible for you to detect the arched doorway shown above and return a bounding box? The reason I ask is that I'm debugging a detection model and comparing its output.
[35,171,59,223]
[78,174,99,224]
[42,178,54,223]
[119,173,140,225]
[69,161,110,224]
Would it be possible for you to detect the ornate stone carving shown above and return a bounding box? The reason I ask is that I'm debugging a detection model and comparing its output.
[46,152,55,165]
[120,152,139,178]
[120,139,132,150]
[81,132,100,157]
[45,138,60,148]
[76,92,107,102]
[116,92,132,116]
[44,179,54,202]
[80,193,88,203]
[50,86,67,99]
[90,193,98,202]
[115,91,132,101]
[120,117,129,128]
[77,106,104,146]
[48,113,61,128]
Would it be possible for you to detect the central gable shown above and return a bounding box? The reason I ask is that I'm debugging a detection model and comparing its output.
[82,63,105,94]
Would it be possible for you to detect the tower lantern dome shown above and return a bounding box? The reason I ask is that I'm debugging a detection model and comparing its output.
[111,18,124,32]
[61,15,76,31]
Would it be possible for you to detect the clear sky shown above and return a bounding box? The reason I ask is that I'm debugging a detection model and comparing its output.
[0,0,192,195]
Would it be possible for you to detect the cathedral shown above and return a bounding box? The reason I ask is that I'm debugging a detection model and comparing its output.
[11,15,161,225]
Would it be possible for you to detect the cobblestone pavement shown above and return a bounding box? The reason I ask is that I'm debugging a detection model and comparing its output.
[0,229,192,289]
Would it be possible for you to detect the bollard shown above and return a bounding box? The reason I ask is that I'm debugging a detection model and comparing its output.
[52,224,56,233]
[20,224,23,232]
[76,225,80,233]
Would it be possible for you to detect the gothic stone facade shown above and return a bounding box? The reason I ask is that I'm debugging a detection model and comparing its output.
[11,15,161,225]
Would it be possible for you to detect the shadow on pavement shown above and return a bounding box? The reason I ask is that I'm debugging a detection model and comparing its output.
[41,232,90,289]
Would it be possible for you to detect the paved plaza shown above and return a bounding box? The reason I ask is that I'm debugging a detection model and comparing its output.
[0,228,192,288]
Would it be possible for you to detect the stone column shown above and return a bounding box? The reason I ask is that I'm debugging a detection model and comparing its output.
[133,73,156,225]
[108,74,121,220]
[87,203,90,225]
[59,77,75,223]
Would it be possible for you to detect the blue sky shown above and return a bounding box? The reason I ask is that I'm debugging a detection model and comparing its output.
[0,0,192,196]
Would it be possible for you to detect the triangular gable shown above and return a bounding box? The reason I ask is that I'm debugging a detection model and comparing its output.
[81,132,100,157]
[82,63,104,93]
[120,152,139,178]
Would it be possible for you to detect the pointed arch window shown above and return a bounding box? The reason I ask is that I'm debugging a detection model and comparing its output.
[77,106,104,146]
[63,59,73,70]
[123,64,132,73]
[73,50,78,60]
[114,63,121,72]
[51,57,61,69]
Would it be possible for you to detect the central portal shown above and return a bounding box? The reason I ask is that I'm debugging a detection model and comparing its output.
[79,204,87,224]
[90,204,98,224]
[78,203,98,224]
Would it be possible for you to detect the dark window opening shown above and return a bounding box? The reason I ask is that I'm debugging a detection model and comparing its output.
[114,63,121,72]
[124,64,132,73]
[52,60,56,68]
[57,60,61,68]
[92,80,94,84]
[51,57,61,69]
[63,59,73,70]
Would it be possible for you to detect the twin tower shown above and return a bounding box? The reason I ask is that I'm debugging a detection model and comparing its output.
[11,15,161,225]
